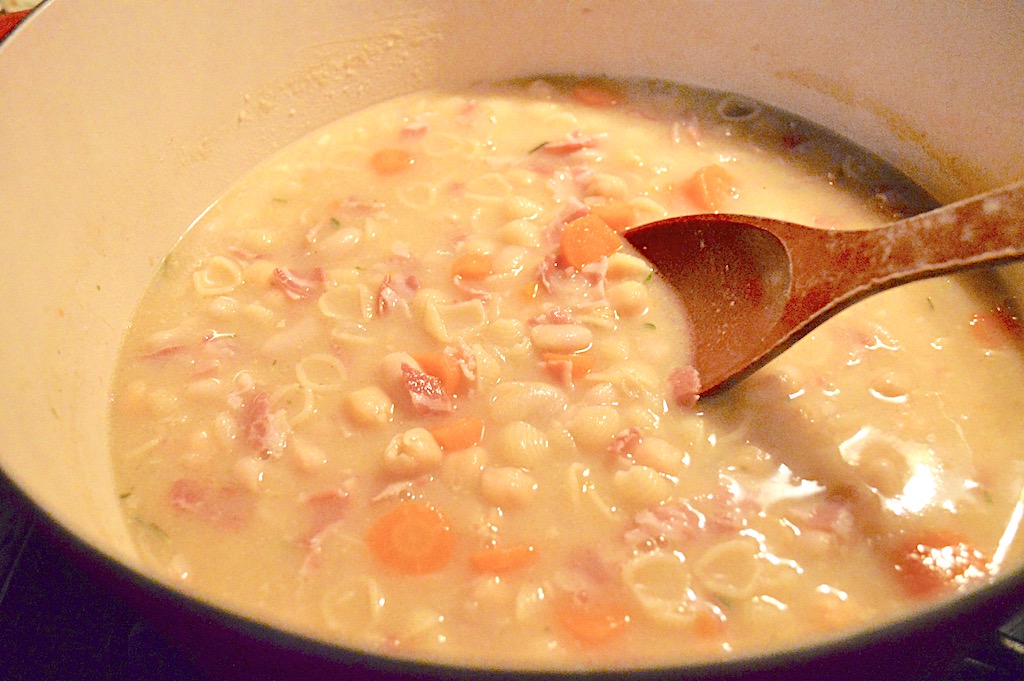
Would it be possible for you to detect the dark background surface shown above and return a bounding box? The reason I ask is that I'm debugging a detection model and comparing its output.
[0,477,204,681]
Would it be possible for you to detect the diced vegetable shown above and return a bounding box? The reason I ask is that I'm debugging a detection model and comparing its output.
[429,415,485,452]
[560,215,622,269]
[451,252,495,281]
[890,531,990,599]
[370,148,415,176]
[413,351,464,396]
[542,352,595,379]
[680,164,737,212]
[553,595,631,646]
[469,544,537,574]
[589,200,636,233]
[366,502,455,575]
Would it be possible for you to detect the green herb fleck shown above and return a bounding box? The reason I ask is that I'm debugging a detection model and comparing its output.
[119,491,133,500]
[272,197,288,204]
[926,296,935,311]
[644,270,654,284]
[528,141,549,154]
[644,322,657,330]
[330,217,342,229]
[132,516,169,539]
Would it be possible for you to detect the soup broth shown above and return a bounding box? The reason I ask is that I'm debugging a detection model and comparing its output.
[109,78,1024,669]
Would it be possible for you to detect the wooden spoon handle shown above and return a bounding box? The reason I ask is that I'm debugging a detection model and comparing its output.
[781,179,1024,329]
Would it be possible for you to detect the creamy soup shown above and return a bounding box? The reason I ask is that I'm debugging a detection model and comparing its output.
[109,78,1024,669]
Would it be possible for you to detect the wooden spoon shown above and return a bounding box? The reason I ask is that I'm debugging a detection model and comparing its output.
[624,180,1024,397]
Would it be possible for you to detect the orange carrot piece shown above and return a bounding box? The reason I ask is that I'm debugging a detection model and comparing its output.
[370,148,414,176]
[560,214,622,269]
[366,502,455,575]
[554,596,631,647]
[413,351,464,395]
[588,199,636,232]
[516,278,541,303]
[542,352,595,379]
[451,252,495,280]
[469,544,537,575]
[891,531,990,600]
[429,415,485,453]
[680,163,738,212]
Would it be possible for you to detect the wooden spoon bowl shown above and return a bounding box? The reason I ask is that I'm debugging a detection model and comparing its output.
[625,180,1024,396]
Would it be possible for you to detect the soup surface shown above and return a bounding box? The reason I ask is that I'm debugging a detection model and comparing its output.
[110,78,1024,669]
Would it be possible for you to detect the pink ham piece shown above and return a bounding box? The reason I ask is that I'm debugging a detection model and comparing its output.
[169,479,253,529]
[538,130,600,156]
[400,362,452,414]
[623,502,705,550]
[272,267,324,300]
[668,365,701,408]
[234,386,288,459]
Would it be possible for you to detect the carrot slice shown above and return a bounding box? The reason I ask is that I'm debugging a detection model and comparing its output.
[451,252,495,280]
[370,148,414,176]
[469,545,537,575]
[681,163,738,212]
[589,199,636,233]
[542,352,595,379]
[554,596,631,647]
[366,502,455,575]
[429,415,485,453]
[412,351,464,395]
[891,531,990,599]
[560,214,622,269]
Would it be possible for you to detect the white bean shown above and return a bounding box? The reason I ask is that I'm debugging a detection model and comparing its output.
[530,324,593,353]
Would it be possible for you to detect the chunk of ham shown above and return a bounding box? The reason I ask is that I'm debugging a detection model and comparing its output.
[623,502,704,550]
[169,478,253,530]
[232,386,289,459]
[668,365,701,409]
[272,267,325,300]
[538,130,602,156]
[377,273,420,316]
[400,362,452,414]
[608,426,644,460]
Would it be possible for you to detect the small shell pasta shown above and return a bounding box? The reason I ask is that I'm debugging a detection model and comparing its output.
[344,386,394,428]
[318,284,373,320]
[567,405,621,453]
[479,466,537,508]
[193,255,244,296]
[494,421,549,466]
[423,300,488,343]
[622,551,702,627]
[613,465,675,506]
[383,428,444,477]
[693,538,763,600]
[295,353,348,392]
[489,381,567,423]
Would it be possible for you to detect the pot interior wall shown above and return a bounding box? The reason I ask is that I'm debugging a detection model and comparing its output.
[1,0,1022,582]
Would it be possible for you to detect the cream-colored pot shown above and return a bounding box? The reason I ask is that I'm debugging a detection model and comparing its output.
[2,2,1023,679]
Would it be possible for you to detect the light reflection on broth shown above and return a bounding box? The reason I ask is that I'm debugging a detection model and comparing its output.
[109,77,1024,669]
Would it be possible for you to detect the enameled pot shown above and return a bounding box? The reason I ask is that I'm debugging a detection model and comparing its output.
[2,2,1023,679]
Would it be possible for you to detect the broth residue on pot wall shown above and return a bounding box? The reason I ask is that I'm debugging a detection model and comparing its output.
[108,77,1024,669]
